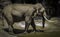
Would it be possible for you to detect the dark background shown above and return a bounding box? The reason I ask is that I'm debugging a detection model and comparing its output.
[0,0,60,17]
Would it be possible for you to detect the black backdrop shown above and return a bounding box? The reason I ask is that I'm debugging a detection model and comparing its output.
[0,0,60,17]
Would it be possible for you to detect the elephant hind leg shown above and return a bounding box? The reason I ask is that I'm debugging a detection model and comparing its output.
[4,14,14,34]
[8,25,14,34]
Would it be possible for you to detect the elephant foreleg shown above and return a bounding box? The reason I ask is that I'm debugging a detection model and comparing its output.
[24,16,31,33]
[31,18,36,31]
[42,15,45,28]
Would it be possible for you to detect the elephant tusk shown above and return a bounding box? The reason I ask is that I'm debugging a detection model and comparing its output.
[44,16,54,22]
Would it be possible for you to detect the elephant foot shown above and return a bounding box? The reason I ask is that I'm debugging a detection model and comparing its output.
[23,31,28,34]
[8,30,14,35]
[8,26,14,35]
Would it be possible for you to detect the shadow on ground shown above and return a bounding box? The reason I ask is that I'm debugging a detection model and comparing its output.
[4,28,44,34]
[0,17,60,37]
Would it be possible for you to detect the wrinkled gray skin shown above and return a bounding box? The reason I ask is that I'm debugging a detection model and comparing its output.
[2,3,50,33]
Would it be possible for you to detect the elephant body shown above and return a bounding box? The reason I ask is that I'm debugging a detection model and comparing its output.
[2,4,38,33]
[2,3,48,33]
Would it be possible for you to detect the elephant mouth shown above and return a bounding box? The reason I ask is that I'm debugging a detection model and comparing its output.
[36,13,42,17]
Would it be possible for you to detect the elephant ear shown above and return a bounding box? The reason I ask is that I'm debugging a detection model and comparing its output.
[31,8,37,18]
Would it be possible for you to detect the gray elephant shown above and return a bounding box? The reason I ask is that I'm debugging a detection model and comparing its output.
[2,3,38,34]
[2,3,53,34]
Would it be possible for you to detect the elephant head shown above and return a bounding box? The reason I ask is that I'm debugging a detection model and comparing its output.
[33,3,54,22]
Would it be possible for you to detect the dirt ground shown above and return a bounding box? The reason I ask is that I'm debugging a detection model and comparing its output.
[0,17,60,37]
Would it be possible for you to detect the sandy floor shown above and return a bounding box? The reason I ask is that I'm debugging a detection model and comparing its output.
[0,17,60,37]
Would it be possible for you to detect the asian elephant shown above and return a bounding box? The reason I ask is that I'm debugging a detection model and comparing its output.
[2,3,53,34]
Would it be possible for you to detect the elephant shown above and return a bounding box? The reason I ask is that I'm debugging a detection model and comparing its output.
[2,3,54,34]
[2,3,38,34]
